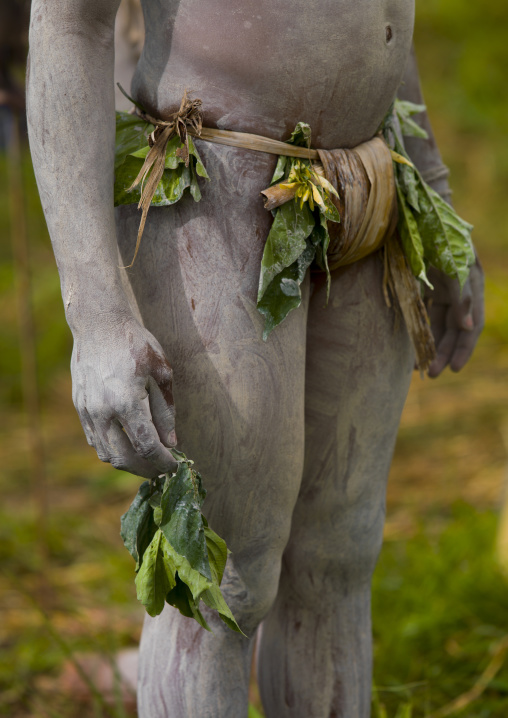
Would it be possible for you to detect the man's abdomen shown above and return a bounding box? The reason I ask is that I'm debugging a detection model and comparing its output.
[133,0,415,149]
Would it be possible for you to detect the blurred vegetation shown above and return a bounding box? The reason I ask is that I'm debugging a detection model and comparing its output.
[1,1,508,716]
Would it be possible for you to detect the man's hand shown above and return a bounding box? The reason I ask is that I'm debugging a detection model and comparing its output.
[425,259,484,378]
[71,314,178,478]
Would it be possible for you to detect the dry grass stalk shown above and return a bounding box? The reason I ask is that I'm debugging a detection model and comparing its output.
[384,234,436,371]
[427,635,508,718]
[125,92,203,267]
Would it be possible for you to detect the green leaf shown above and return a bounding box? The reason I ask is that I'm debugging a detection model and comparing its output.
[258,236,316,339]
[130,136,207,178]
[165,134,184,169]
[287,122,312,148]
[413,176,474,288]
[381,101,474,290]
[271,155,288,184]
[256,119,327,336]
[188,136,210,179]
[160,460,206,524]
[135,530,176,617]
[400,115,429,140]
[153,506,163,526]
[310,212,331,300]
[166,576,212,631]
[114,122,209,208]
[158,462,211,580]
[156,164,195,205]
[114,111,153,170]
[201,584,246,635]
[395,99,427,117]
[120,480,158,569]
[162,538,212,601]
[395,100,429,140]
[322,198,340,224]
[114,155,195,208]
[204,526,228,586]
[395,160,420,212]
[257,200,315,302]
[148,491,162,509]
[396,183,430,287]
[170,448,187,462]
[189,163,202,202]
[165,576,195,618]
[382,111,421,212]
[114,154,143,206]
[269,122,312,184]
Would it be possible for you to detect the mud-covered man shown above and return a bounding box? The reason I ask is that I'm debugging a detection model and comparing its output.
[27,2,484,716]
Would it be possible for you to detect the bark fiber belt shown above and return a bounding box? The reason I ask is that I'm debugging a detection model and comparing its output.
[190,126,320,160]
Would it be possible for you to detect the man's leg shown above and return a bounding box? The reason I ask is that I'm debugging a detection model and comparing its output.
[257,253,414,718]
[115,142,309,718]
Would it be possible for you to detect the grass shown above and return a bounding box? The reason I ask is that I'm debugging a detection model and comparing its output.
[373,506,508,717]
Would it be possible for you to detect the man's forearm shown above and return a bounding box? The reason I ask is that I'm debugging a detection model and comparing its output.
[398,45,452,203]
[27,0,127,332]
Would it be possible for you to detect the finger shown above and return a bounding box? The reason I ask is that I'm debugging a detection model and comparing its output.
[449,286,484,373]
[77,406,96,447]
[449,261,485,372]
[147,376,177,447]
[120,408,178,474]
[427,303,447,349]
[451,279,473,331]
[104,421,165,478]
[79,406,110,461]
[147,350,174,407]
[449,330,478,373]
[428,327,459,378]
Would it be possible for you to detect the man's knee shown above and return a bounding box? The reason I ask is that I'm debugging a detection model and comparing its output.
[223,540,290,634]
[280,501,385,610]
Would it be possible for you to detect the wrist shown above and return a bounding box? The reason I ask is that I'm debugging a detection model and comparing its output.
[64,283,133,335]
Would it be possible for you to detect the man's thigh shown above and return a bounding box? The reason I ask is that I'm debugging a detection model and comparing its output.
[115,144,309,564]
[285,252,414,591]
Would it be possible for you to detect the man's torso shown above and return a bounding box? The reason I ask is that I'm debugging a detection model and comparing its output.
[131,0,415,149]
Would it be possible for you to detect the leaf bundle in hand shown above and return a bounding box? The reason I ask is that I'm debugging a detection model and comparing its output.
[120,450,244,635]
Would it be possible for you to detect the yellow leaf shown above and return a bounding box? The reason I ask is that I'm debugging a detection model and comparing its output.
[310,182,325,208]
[390,150,414,167]
[314,174,340,199]
[300,187,310,209]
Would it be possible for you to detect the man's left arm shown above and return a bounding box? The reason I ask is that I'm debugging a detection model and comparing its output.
[397,46,484,377]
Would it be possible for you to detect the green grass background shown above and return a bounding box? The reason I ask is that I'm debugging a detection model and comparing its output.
[1,1,508,716]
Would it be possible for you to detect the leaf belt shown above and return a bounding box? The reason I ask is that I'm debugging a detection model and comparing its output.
[137,106,401,267]
[119,98,472,372]
[178,123,434,370]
